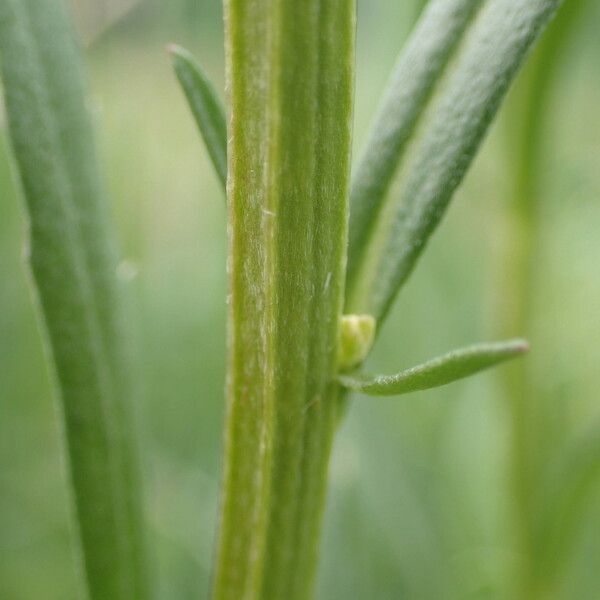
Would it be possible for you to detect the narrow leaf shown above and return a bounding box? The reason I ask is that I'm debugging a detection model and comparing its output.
[0,2,148,598]
[346,0,563,321]
[338,339,528,396]
[169,44,227,190]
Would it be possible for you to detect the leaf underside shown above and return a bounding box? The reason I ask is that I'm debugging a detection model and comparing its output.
[338,339,528,396]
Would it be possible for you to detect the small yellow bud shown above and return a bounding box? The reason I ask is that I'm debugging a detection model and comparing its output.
[338,314,376,370]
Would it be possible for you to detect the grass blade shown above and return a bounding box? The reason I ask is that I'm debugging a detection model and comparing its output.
[346,0,563,322]
[170,44,227,190]
[338,339,528,396]
[0,2,148,598]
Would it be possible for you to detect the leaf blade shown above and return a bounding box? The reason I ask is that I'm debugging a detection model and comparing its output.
[338,339,528,396]
[170,44,227,190]
[0,2,149,598]
[346,0,563,322]
[346,0,480,308]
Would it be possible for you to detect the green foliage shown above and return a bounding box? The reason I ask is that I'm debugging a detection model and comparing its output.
[1,0,585,599]
[346,0,563,322]
[0,1,148,598]
[210,0,565,596]
[170,45,227,190]
[339,339,528,396]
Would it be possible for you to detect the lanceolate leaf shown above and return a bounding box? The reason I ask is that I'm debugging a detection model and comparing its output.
[170,44,227,190]
[338,339,528,396]
[0,2,148,599]
[346,0,479,311]
[345,0,563,322]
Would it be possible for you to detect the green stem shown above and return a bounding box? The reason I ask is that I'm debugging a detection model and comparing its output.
[497,207,536,599]
[212,1,355,599]
[497,3,588,597]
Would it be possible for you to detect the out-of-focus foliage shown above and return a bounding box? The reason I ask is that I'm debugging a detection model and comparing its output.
[69,0,141,43]
[1,1,599,598]
[170,45,227,191]
[0,2,149,597]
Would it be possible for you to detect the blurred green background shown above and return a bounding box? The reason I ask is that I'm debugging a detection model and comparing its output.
[1,0,599,598]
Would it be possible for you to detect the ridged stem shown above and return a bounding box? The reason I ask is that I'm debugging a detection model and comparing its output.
[211,1,355,599]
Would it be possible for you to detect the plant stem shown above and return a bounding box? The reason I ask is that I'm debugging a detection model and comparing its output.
[496,3,586,597]
[496,204,537,599]
[212,1,355,599]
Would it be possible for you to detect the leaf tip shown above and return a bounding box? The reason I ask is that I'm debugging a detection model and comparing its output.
[166,43,184,57]
[504,337,530,356]
[166,44,193,69]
